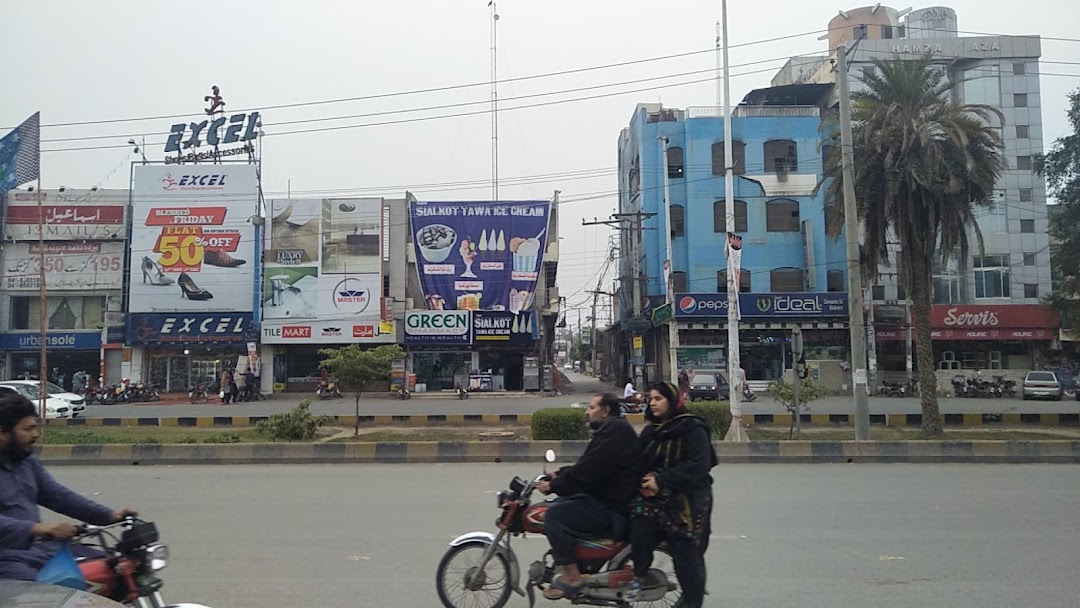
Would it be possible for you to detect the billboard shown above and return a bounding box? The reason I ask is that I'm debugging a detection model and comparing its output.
[128,165,258,313]
[260,197,391,344]
[2,241,125,291]
[410,200,551,312]
[3,189,126,241]
[404,310,472,345]
[674,292,849,318]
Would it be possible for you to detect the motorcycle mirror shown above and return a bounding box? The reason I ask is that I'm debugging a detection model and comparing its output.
[545,449,556,463]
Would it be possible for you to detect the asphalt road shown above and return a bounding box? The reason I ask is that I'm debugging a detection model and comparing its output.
[82,372,1079,419]
[46,463,1080,608]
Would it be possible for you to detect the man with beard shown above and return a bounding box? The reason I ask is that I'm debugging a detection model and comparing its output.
[535,392,640,600]
[0,394,138,580]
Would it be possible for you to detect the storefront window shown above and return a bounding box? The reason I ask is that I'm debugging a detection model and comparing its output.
[412,352,471,392]
[477,352,525,391]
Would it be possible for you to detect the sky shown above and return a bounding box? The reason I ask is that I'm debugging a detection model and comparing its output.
[3,0,1078,330]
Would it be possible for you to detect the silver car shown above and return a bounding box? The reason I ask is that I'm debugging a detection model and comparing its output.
[1021,371,1064,401]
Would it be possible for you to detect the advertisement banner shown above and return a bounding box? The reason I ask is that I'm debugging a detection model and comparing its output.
[3,190,126,241]
[930,304,1059,329]
[2,241,125,291]
[410,200,551,312]
[260,197,390,344]
[126,312,254,344]
[675,293,849,318]
[0,331,102,351]
[404,310,471,345]
[473,310,538,345]
[129,165,257,313]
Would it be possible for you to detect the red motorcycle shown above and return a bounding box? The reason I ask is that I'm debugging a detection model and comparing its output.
[74,517,212,608]
[435,450,682,607]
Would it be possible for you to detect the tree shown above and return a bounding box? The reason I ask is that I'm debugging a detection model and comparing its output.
[766,377,827,439]
[1036,88,1080,328]
[319,344,405,435]
[828,57,1004,437]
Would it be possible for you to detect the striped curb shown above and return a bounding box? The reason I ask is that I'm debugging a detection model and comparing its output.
[48,412,1080,428]
[36,440,1080,465]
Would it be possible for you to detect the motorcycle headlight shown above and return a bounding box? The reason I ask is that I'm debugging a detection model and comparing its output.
[145,543,169,571]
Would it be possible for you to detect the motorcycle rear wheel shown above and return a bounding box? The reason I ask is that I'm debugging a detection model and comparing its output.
[610,544,684,607]
[436,541,512,608]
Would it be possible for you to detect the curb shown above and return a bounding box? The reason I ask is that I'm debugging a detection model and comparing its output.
[36,440,1080,465]
[49,412,1080,428]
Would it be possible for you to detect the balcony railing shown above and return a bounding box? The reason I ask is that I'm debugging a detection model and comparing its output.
[685,106,820,119]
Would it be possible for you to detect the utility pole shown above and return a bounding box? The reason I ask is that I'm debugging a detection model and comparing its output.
[659,136,678,384]
[837,43,871,440]
[792,327,804,438]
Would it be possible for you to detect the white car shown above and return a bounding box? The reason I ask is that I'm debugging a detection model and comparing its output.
[0,380,86,417]
[0,384,70,419]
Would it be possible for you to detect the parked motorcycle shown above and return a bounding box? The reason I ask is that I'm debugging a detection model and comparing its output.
[75,517,212,608]
[456,385,470,400]
[742,386,757,402]
[316,380,342,399]
[396,387,412,400]
[435,450,682,607]
[188,383,210,404]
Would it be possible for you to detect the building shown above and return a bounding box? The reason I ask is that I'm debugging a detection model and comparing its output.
[615,102,852,390]
[404,198,560,392]
[0,188,129,387]
[772,5,1060,387]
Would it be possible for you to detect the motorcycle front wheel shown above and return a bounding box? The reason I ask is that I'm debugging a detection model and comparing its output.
[610,544,684,607]
[435,541,512,608]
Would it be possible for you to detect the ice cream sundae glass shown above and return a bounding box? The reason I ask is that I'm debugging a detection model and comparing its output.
[459,238,478,278]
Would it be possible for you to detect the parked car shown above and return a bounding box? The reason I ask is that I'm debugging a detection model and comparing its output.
[1021,371,1064,401]
[688,372,729,402]
[0,385,69,419]
[0,380,85,417]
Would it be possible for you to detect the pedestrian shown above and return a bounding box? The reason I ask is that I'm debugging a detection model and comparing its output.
[243,368,257,401]
[220,368,232,404]
[228,368,240,404]
[625,381,717,607]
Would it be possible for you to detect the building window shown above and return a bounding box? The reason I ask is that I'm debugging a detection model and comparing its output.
[713,200,747,233]
[827,270,844,292]
[383,275,391,298]
[933,275,961,304]
[1020,219,1035,233]
[861,66,877,80]
[974,255,1011,299]
[717,269,751,293]
[897,284,907,301]
[1016,125,1030,139]
[1016,156,1032,170]
[1024,283,1038,298]
[871,285,886,301]
[765,199,800,232]
[670,204,685,237]
[671,271,687,293]
[1019,188,1033,202]
[1014,93,1028,107]
[881,25,894,39]
[8,296,105,330]
[853,24,868,40]
[1013,62,1026,75]
[9,298,30,330]
[770,268,805,293]
[764,139,798,173]
[711,141,746,176]
[1023,253,1037,266]
[821,144,839,177]
[824,202,841,234]
[667,146,684,178]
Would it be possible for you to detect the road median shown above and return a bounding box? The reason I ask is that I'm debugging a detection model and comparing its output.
[37,439,1080,465]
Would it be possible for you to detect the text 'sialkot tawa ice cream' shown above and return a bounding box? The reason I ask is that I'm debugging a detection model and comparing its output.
[410,201,551,311]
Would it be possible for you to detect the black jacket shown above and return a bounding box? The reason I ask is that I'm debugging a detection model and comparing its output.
[549,416,641,515]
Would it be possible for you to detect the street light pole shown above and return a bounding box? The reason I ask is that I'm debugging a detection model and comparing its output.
[837,43,871,440]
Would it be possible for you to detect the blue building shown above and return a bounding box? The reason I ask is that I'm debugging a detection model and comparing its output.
[615,91,852,388]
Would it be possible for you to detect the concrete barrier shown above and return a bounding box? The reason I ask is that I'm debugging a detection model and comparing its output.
[37,439,1080,465]
[47,412,1080,429]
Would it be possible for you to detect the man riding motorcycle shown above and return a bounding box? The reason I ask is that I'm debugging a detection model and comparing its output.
[0,394,138,581]
[535,392,640,600]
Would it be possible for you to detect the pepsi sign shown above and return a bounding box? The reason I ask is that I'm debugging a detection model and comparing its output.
[675,293,848,318]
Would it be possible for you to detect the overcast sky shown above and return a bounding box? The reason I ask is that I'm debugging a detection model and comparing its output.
[3,0,1077,328]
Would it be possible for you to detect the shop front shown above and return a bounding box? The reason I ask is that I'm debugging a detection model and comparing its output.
[0,331,102,387]
[405,310,473,392]
[674,292,850,389]
[126,313,257,393]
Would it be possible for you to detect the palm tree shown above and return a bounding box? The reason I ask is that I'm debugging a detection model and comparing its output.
[828,57,1004,436]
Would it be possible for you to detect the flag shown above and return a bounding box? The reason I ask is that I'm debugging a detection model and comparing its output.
[726,232,743,321]
[0,112,41,199]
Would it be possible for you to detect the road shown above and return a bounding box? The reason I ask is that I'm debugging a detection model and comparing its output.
[47,463,1079,608]
[81,371,1079,418]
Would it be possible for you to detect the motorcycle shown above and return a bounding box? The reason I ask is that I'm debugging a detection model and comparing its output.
[316,380,342,399]
[188,383,210,404]
[396,387,412,400]
[435,450,683,607]
[742,386,757,402]
[74,517,212,608]
[456,385,470,400]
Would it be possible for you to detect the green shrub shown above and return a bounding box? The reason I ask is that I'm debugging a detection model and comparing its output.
[202,432,242,444]
[255,400,334,441]
[532,408,590,441]
[684,401,732,439]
